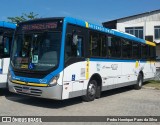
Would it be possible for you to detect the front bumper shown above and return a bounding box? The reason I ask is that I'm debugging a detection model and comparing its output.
[8,80,62,100]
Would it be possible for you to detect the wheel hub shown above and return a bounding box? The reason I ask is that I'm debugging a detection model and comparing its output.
[139,79,142,86]
[88,84,96,95]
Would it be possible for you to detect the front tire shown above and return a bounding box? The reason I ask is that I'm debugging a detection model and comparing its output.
[134,73,143,90]
[82,80,97,102]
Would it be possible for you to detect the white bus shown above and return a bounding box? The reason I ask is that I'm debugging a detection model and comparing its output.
[8,17,156,101]
[0,21,16,88]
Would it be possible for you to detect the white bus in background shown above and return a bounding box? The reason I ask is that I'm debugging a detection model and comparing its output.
[0,21,16,88]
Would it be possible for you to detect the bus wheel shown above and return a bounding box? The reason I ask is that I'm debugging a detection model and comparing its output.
[82,80,97,102]
[134,73,143,90]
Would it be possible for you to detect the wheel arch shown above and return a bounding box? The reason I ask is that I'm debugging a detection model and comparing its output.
[139,71,144,80]
[89,73,102,90]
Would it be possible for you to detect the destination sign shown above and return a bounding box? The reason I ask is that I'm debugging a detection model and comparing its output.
[22,22,58,31]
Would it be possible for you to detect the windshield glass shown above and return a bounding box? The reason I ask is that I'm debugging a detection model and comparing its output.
[11,32,61,71]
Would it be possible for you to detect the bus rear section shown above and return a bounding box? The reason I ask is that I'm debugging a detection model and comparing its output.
[0,22,16,88]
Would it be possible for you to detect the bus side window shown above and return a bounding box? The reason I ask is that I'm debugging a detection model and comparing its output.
[122,39,132,59]
[100,34,107,57]
[107,35,121,58]
[3,37,11,57]
[77,37,83,57]
[149,46,156,60]
[65,34,83,61]
[141,44,148,60]
[132,42,140,59]
[65,34,72,60]
[90,32,99,57]
[107,36,112,57]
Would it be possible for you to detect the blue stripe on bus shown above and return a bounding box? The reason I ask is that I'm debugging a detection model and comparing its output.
[65,17,86,27]
[89,58,147,63]
[64,17,146,44]
[0,21,16,29]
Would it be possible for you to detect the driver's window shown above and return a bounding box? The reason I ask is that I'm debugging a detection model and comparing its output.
[65,33,83,61]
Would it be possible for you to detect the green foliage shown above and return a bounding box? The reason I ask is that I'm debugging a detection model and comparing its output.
[7,12,39,24]
[144,80,160,90]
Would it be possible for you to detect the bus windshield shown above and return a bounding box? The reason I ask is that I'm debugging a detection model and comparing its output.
[11,31,61,71]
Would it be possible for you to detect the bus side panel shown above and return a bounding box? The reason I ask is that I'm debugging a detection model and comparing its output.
[0,58,10,88]
[121,62,138,84]
[0,74,7,88]
[141,61,156,80]
[89,61,136,91]
[149,61,156,78]
[2,58,10,74]
[121,61,156,84]
[89,61,122,90]
[62,61,87,99]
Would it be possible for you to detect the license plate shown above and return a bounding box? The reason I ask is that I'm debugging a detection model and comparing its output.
[22,87,30,93]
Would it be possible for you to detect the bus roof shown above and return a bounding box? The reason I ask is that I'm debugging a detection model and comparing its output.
[16,17,156,46]
[0,21,16,29]
[64,17,156,46]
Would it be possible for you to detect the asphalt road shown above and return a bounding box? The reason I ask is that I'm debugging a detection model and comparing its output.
[0,87,160,125]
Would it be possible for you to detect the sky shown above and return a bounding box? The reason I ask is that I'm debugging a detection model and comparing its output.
[1,0,160,25]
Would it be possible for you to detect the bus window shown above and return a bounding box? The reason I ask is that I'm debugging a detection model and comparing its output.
[122,39,132,59]
[0,35,3,57]
[0,36,12,58]
[132,42,140,59]
[0,35,3,45]
[149,46,156,60]
[90,31,99,57]
[65,34,84,61]
[89,31,106,57]
[107,35,121,58]
[141,44,148,59]
[4,37,10,56]
[77,36,83,57]
[65,34,72,60]
[100,34,107,57]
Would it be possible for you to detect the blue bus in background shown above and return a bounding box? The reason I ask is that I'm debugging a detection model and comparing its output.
[0,21,16,88]
[8,17,156,101]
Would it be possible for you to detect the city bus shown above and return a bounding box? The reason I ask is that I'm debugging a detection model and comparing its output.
[8,17,156,101]
[0,21,16,88]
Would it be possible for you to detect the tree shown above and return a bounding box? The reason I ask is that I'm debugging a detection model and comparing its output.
[8,12,39,24]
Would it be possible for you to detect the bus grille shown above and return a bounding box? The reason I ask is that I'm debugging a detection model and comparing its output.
[14,86,42,96]
[14,70,47,78]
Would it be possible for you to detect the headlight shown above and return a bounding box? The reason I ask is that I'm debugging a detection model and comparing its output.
[49,75,60,86]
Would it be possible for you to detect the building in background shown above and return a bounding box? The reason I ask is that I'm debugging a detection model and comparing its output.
[102,9,160,68]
